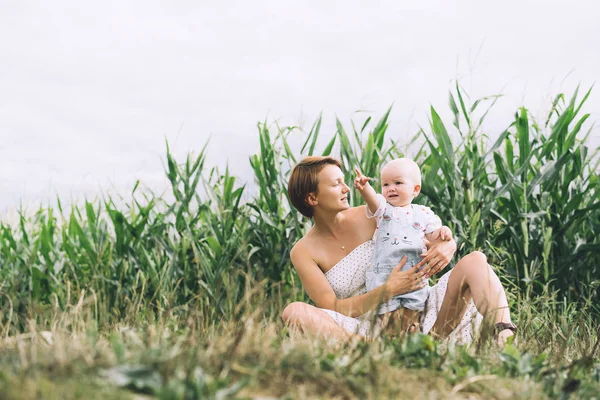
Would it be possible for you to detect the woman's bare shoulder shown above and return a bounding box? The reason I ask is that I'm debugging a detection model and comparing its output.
[290,233,328,276]
[290,236,307,256]
[341,205,368,219]
[290,230,319,259]
[342,205,374,226]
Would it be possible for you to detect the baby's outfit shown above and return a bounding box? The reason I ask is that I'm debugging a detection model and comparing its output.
[366,194,442,314]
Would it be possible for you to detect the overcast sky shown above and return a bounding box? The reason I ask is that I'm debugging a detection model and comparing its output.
[1,0,599,216]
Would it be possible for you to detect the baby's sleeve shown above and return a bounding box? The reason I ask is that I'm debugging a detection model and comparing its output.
[421,206,442,234]
[366,194,387,219]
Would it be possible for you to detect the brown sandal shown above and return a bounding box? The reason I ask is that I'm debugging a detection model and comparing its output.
[495,322,517,344]
[495,322,517,335]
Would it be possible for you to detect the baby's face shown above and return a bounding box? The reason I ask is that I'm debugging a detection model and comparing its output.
[380,164,420,207]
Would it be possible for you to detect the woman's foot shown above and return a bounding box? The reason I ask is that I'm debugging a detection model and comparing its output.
[495,322,517,347]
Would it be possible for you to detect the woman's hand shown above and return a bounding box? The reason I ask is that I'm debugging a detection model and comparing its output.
[420,237,457,278]
[384,256,429,298]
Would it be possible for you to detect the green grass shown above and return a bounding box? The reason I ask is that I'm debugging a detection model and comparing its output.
[0,296,598,399]
[0,83,599,398]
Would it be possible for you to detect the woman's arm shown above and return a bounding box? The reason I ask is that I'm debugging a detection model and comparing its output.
[291,243,427,318]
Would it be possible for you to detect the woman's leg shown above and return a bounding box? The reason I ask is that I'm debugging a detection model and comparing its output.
[282,302,359,341]
[429,251,513,343]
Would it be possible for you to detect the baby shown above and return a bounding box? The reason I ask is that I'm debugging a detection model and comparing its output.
[354,158,451,332]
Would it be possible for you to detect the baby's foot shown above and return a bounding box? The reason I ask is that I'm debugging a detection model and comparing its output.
[408,322,420,334]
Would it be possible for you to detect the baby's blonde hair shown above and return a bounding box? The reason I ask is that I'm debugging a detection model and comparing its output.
[381,158,421,185]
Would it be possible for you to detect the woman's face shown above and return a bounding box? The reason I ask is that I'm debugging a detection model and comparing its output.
[312,165,351,213]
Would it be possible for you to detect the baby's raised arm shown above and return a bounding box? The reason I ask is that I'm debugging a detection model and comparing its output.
[353,168,380,215]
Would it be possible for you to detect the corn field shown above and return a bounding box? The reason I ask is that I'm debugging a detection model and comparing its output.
[0,85,599,398]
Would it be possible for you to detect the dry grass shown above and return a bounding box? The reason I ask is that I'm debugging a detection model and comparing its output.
[0,297,597,399]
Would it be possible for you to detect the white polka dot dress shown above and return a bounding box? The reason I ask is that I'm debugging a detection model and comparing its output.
[319,240,483,344]
[320,241,383,337]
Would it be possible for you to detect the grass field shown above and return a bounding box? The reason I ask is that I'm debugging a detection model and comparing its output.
[0,296,598,399]
[0,84,599,399]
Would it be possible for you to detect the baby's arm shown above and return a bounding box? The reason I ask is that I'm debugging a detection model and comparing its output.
[422,207,453,241]
[354,168,380,214]
[426,226,453,241]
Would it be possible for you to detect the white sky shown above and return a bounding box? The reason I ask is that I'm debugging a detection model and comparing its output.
[1,0,599,216]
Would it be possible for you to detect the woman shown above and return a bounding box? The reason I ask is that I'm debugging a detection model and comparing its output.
[282,156,516,345]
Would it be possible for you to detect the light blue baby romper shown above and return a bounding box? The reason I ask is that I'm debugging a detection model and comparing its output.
[366,194,442,314]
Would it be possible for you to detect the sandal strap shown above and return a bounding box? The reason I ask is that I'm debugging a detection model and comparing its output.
[495,322,517,334]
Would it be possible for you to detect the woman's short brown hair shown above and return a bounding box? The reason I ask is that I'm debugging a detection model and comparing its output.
[288,156,342,218]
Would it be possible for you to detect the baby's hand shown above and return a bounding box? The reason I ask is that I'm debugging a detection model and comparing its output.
[431,226,453,241]
[354,167,371,191]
